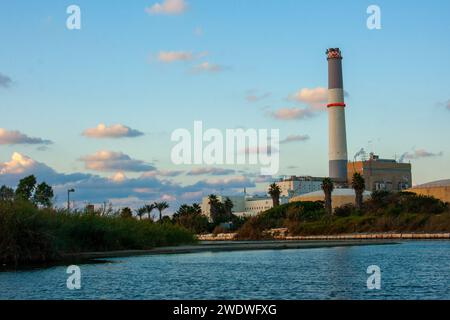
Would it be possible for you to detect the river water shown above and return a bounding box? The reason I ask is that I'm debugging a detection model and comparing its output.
[1,241,449,300]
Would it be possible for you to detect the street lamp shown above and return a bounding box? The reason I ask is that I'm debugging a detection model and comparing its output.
[67,188,75,212]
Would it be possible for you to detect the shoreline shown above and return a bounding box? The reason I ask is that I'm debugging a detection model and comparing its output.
[62,239,398,261]
[198,232,450,241]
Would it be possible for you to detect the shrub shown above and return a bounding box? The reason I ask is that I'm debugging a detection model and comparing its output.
[0,200,195,266]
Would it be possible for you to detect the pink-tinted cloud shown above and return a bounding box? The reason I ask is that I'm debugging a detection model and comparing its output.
[0,128,52,145]
[145,0,188,15]
[83,124,143,139]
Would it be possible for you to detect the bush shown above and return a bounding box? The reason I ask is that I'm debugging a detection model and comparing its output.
[0,200,196,266]
[333,204,357,217]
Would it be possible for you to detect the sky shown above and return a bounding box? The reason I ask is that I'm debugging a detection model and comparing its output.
[1,0,449,211]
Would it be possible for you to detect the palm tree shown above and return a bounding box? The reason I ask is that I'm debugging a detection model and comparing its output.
[352,173,366,211]
[223,197,234,219]
[136,207,147,220]
[268,183,281,207]
[144,203,156,221]
[321,178,334,215]
[154,201,169,221]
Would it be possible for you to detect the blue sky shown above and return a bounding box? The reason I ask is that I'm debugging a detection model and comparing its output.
[1,0,449,210]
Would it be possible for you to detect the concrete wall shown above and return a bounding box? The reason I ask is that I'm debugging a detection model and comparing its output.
[408,186,450,204]
[290,192,370,210]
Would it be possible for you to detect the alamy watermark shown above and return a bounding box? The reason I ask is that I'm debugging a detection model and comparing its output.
[66,5,81,30]
[367,265,381,290]
[367,5,382,30]
[66,265,81,290]
[171,121,280,175]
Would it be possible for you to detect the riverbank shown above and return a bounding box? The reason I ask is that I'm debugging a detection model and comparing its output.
[60,239,398,262]
[198,232,450,241]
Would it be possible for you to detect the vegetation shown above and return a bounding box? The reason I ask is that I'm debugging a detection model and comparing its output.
[0,200,195,266]
[172,204,210,234]
[154,201,169,221]
[268,183,281,207]
[351,173,366,211]
[0,175,196,267]
[237,191,450,240]
[321,178,334,215]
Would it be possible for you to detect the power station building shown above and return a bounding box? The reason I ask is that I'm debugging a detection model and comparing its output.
[201,195,288,219]
[275,176,324,198]
[347,153,412,192]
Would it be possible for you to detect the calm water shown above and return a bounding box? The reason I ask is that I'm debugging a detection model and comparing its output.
[1,241,449,300]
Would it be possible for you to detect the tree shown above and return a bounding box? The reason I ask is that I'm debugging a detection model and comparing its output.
[173,203,209,234]
[223,197,234,219]
[15,175,37,201]
[208,194,226,224]
[136,207,147,220]
[33,182,54,207]
[120,207,133,219]
[352,173,366,211]
[268,183,281,207]
[144,203,156,220]
[0,185,14,202]
[154,201,169,221]
[321,178,334,215]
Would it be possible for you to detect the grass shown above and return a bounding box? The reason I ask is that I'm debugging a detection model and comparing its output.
[0,200,196,266]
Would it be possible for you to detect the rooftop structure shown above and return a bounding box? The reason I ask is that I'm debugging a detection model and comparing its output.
[347,153,412,192]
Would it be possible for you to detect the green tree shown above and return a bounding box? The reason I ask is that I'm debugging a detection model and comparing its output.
[352,173,366,211]
[33,182,54,207]
[136,206,147,220]
[208,194,226,224]
[144,203,156,220]
[268,183,281,207]
[173,203,209,234]
[223,197,234,219]
[321,178,334,215]
[0,185,14,202]
[120,207,133,219]
[154,201,169,221]
[15,175,37,201]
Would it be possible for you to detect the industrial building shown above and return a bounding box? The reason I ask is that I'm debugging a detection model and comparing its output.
[408,180,450,204]
[347,153,412,192]
[275,176,324,198]
[200,195,288,218]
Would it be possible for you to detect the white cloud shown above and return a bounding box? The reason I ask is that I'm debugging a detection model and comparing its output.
[0,152,90,185]
[83,124,144,139]
[157,51,193,63]
[192,62,226,74]
[269,107,315,120]
[0,153,261,210]
[0,128,52,145]
[141,169,184,177]
[280,134,310,144]
[0,152,36,175]
[289,87,328,109]
[80,151,155,172]
[110,172,128,183]
[187,167,236,176]
[246,90,271,103]
[145,0,188,15]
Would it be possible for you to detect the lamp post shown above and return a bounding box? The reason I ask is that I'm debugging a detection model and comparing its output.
[67,188,75,212]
